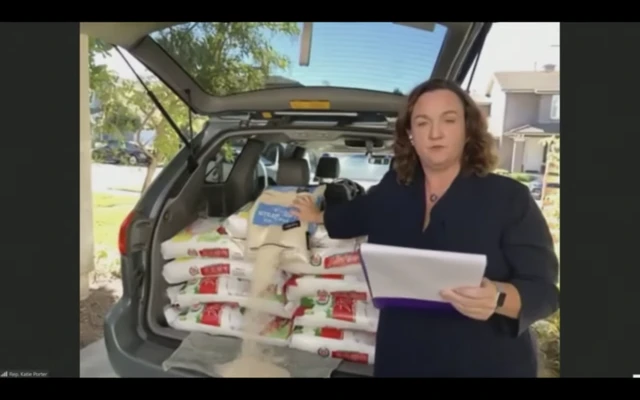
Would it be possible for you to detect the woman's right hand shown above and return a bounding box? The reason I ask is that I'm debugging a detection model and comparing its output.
[290,194,323,224]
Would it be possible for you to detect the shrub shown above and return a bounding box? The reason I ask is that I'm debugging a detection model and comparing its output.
[533,310,560,377]
[509,172,536,183]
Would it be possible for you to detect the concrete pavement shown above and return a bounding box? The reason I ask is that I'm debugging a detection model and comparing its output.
[92,163,163,194]
[80,339,118,378]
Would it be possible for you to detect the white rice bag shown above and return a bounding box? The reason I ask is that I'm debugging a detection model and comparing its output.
[161,217,245,260]
[162,257,253,284]
[310,225,364,249]
[164,303,293,347]
[221,201,253,239]
[245,185,325,263]
[284,273,370,303]
[280,247,364,276]
[290,326,376,364]
[293,296,379,333]
[166,274,294,319]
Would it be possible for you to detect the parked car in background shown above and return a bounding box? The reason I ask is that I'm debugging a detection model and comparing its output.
[92,140,150,166]
[529,178,559,200]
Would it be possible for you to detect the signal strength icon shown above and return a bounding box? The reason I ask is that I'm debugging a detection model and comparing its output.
[0,371,7,377]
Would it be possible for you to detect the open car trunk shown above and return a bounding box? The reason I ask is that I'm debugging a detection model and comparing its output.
[86,22,491,377]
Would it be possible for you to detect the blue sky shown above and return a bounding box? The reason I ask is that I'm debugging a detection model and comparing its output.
[262,22,447,93]
[99,22,559,96]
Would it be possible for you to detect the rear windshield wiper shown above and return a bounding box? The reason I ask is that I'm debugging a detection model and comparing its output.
[114,47,198,173]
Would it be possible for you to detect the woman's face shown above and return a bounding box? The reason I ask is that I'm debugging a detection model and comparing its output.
[408,89,466,170]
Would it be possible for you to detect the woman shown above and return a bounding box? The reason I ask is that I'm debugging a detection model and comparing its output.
[291,78,560,377]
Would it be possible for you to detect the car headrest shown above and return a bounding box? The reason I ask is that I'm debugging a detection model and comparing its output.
[276,159,310,186]
[315,157,340,179]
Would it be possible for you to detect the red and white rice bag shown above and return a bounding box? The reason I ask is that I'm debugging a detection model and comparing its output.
[160,217,245,260]
[221,201,253,239]
[290,326,376,365]
[284,273,370,303]
[164,303,293,347]
[279,246,364,276]
[293,296,379,333]
[162,257,253,284]
[310,225,364,249]
[166,274,294,318]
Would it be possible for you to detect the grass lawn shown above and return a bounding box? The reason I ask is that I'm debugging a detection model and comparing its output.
[92,193,139,278]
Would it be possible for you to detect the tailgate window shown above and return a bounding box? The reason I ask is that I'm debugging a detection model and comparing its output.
[150,22,448,96]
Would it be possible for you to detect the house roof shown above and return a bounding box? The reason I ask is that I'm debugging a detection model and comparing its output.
[506,123,560,136]
[470,92,491,105]
[486,70,559,95]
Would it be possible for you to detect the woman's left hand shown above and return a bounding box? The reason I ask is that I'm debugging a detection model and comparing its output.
[440,278,499,321]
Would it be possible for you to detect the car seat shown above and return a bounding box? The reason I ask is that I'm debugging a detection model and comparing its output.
[314,157,340,184]
[276,158,310,186]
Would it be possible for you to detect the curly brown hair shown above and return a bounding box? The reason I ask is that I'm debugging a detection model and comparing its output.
[392,78,498,185]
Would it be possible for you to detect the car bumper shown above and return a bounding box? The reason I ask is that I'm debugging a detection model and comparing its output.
[104,297,203,378]
[105,298,373,378]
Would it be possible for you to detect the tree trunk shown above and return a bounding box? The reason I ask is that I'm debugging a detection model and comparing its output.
[141,157,158,194]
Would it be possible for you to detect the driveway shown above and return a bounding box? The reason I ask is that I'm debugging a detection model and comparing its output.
[91,163,163,193]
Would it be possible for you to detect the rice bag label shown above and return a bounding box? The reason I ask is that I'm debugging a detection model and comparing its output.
[323,251,361,269]
[189,263,230,277]
[328,297,357,322]
[189,248,230,258]
[299,296,357,322]
[184,277,219,295]
[329,350,369,364]
[199,304,222,326]
[253,203,298,226]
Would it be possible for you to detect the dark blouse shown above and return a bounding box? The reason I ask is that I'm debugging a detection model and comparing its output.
[323,168,560,377]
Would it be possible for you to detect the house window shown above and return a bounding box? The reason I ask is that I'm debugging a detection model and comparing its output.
[550,94,560,120]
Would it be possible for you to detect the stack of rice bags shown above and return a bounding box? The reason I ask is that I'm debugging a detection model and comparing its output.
[283,225,378,365]
[160,207,294,347]
[161,185,378,364]
[226,186,377,365]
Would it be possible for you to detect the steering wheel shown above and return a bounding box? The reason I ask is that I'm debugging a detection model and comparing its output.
[333,178,366,198]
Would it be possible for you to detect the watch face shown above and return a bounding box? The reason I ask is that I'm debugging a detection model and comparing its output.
[497,292,506,307]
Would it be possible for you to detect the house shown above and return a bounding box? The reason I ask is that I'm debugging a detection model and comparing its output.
[485,64,560,173]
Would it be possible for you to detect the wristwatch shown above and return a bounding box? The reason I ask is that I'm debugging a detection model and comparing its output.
[494,282,507,309]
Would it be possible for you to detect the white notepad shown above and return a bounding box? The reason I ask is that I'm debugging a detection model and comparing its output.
[359,243,487,309]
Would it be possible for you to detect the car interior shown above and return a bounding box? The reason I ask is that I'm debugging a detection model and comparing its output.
[142,128,392,367]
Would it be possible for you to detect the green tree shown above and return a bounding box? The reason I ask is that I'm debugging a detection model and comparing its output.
[126,22,301,192]
[153,22,300,95]
[89,23,301,193]
[123,80,208,192]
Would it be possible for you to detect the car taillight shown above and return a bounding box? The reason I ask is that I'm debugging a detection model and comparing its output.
[118,210,136,255]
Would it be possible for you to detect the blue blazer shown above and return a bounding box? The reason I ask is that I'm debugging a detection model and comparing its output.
[324,168,560,377]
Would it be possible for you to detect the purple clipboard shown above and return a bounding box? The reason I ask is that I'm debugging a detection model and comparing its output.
[358,243,487,312]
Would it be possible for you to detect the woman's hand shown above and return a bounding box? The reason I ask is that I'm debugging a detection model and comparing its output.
[440,278,499,321]
[290,194,323,224]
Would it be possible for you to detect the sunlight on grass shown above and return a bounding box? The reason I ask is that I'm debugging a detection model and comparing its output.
[93,193,138,250]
